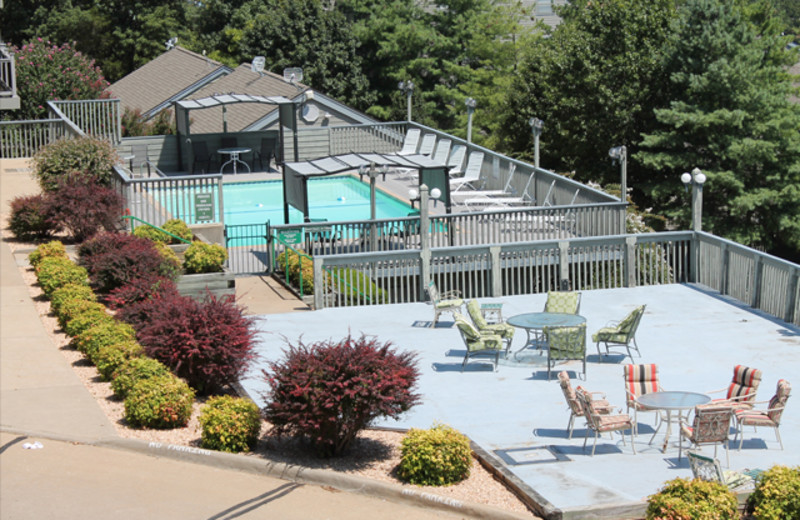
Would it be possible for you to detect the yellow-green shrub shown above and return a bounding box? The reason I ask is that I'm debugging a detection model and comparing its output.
[35,256,89,297]
[646,478,738,520]
[61,302,112,335]
[111,356,171,399]
[124,374,195,429]
[199,395,262,453]
[72,321,136,361]
[134,219,193,244]
[398,424,472,486]
[183,242,227,273]
[276,248,314,293]
[746,465,800,519]
[29,240,68,269]
[50,283,96,317]
[94,340,145,381]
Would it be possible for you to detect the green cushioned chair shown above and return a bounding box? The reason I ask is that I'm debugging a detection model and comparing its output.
[544,324,587,381]
[592,305,646,362]
[544,291,581,314]
[465,300,514,355]
[454,313,504,371]
[426,281,463,327]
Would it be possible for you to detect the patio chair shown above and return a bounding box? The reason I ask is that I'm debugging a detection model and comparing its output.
[544,291,581,314]
[398,128,421,155]
[558,371,616,439]
[130,143,151,177]
[733,378,791,451]
[544,324,587,381]
[431,139,451,165]
[623,363,664,437]
[256,137,277,171]
[450,151,484,192]
[221,136,238,148]
[453,313,504,372]
[465,299,515,355]
[417,133,436,156]
[447,144,467,177]
[191,141,214,174]
[592,305,646,363]
[707,365,763,410]
[576,387,636,456]
[687,451,755,490]
[678,405,733,467]
[426,281,463,327]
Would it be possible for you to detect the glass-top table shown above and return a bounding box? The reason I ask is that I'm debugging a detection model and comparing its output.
[636,391,711,453]
[218,147,252,174]
[506,312,586,357]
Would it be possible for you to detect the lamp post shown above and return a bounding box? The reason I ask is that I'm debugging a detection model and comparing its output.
[680,167,706,232]
[608,145,627,204]
[398,80,414,121]
[465,98,477,143]
[409,184,441,293]
[528,117,544,169]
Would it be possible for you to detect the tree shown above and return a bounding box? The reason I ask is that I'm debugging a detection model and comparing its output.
[637,0,800,259]
[8,39,109,120]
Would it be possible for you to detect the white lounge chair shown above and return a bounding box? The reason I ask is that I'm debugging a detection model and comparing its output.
[431,139,451,165]
[446,145,467,177]
[398,128,421,156]
[450,151,484,192]
[417,133,436,157]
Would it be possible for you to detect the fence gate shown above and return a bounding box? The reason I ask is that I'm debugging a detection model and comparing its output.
[225,222,271,274]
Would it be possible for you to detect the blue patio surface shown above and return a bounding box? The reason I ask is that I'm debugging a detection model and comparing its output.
[240,283,800,517]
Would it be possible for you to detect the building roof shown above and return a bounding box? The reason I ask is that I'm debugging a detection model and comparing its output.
[108,46,231,119]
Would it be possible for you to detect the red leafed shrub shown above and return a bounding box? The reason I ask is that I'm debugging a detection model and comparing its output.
[134,292,256,395]
[42,171,123,242]
[9,194,61,241]
[262,334,420,457]
[106,274,178,311]
[78,232,177,295]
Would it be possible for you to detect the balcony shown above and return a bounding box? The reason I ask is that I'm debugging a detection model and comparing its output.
[0,42,20,111]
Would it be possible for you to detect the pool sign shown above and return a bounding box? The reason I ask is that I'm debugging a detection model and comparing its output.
[195,193,214,222]
[278,230,302,246]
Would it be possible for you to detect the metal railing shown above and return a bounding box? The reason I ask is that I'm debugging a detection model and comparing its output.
[0,119,69,158]
[0,42,17,99]
[48,99,121,144]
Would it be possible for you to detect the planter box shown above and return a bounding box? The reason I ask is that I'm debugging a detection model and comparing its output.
[176,270,236,301]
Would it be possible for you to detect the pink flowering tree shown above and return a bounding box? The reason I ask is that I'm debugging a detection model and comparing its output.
[11,39,109,120]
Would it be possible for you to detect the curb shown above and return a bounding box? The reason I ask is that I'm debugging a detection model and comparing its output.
[2,427,536,520]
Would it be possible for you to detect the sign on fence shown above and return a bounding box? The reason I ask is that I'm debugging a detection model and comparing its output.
[278,230,302,246]
[194,193,214,222]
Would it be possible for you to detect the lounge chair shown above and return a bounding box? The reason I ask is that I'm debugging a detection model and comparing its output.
[592,305,646,362]
[577,387,636,456]
[453,313,504,371]
[558,371,615,439]
[623,363,663,436]
[679,405,733,467]
[398,128,421,155]
[707,365,763,409]
[446,144,467,177]
[449,151,484,192]
[733,378,791,450]
[431,139,451,165]
[426,281,463,327]
[465,299,514,354]
[544,323,587,381]
[417,133,436,156]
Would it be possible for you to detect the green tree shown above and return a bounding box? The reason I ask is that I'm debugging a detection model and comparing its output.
[637,0,800,259]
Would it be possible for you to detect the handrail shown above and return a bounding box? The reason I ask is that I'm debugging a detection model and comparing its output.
[122,215,192,244]
[322,265,373,304]
[271,233,313,297]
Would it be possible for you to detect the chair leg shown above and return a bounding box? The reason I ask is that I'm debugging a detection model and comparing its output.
[775,427,783,450]
[567,414,575,439]
[591,432,598,456]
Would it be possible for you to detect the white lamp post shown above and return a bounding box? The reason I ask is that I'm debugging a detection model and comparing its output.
[398,80,414,121]
[409,184,441,292]
[608,145,627,204]
[528,117,544,169]
[681,167,706,232]
[465,98,477,143]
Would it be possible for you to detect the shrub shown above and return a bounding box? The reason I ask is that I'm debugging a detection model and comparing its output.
[132,219,192,244]
[263,334,420,457]
[162,219,193,242]
[746,465,800,519]
[9,194,60,241]
[645,478,738,520]
[106,274,178,310]
[111,356,171,399]
[35,256,89,297]
[110,278,180,332]
[28,240,68,269]
[42,171,123,242]
[183,241,227,273]
[398,424,472,486]
[133,224,173,244]
[72,321,136,362]
[78,232,178,294]
[153,242,182,280]
[32,136,117,191]
[124,374,195,429]
[94,340,145,381]
[136,292,255,394]
[276,249,314,293]
[62,305,114,337]
[49,283,96,317]
[199,396,262,453]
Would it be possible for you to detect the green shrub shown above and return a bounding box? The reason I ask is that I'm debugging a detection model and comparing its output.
[124,374,195,429]
[646,478,738,520]
[276,248,314,293]
[162,219,193,242]
[111,356,171,399]
[72,321,136,362]
[134,219,193,244]
[398,424,472,486]
[133,225,172,244]
[153,242,182,279]
[94,340,145,381]
[746,465,800,519]
[183,242,227,273]
[35,256,89,297]
[32,136,118,192]
[50,283,96,317]
[60,302,111,335]
[199,395,262,453]
[29,240,68,269]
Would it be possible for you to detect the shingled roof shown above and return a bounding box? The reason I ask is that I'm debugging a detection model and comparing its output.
[109,46,231,119]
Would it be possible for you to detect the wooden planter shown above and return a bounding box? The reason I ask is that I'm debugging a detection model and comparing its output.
[176,269,236,301]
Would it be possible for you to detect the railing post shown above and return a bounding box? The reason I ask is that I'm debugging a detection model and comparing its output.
[751,254,763,309]
[490,246,502,297]
[786,267,799,325]
[313,257,325,310]
[624,236,637,288]
[558,241,569,289]
[690,232,699,284]
[720,243,730,295]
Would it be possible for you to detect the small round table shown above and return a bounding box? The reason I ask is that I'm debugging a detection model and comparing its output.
[636,391,711,453]
[218,147,252,174]
[506,312,586,356]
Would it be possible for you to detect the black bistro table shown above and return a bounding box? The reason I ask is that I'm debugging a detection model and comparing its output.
[506,312,586,357]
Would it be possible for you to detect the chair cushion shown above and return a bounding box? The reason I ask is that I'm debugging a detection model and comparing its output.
[482,322,515,339]
[624,364,659,404]
[767,379,791,423]
[595,415,632,432]
[734,409,774,426]
[436,298,463,309]
[592,327,628,343]
[466,299,488,328]
[726,365,762,402]
[455,316,480,341]
[544,291,580,314]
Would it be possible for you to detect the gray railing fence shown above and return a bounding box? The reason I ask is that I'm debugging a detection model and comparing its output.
[0,43,17,99]
[48,99,121,144]
[0,119,69,158]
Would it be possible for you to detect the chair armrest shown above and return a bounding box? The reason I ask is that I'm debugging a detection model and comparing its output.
[441,290,462,299]
[706,388,727,395]
[587,391,607,399]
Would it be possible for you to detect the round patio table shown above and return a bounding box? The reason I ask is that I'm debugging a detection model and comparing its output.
[506,312,586,357]
[636,391,711,453]
[218,147,252,175]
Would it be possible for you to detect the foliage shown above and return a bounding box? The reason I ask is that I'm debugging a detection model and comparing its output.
[28,240,68,269]
[94,340,145,381]
[111,356,171,399]
[78,232,179,294]
[199,395,262,453]
[106,274,178,311]
[133,219,192,244]
[8,194,61,241]
[62,305,114,337]
[398,423,472,486]
[124,374,195,429]
[42,171,124,242]
[275,248,313,293]
[71,320,136,362]
[183,241,227,274]
[152,242,183,280]
[49,283,96,317]
[135,292,255,395]
[746,465,800,520]
[32,137,118,192]
[34,256,89,297]
[121,107,176,137]
[7,38,108,121]
[263,334,420,457]
[645,477,738,520]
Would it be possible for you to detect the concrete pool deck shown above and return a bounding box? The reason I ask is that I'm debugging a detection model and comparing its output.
[241,283,800,519]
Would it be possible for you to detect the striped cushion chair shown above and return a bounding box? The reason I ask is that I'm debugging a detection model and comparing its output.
[733,379,791,450]
[708,365,763,410]
[623,364,663,436]
[558,371,615,439]
[453,313,504,372]
[465,300,514,355]
[576,387,635,456]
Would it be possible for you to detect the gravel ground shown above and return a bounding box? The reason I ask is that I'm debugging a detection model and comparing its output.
[4,228,538,518]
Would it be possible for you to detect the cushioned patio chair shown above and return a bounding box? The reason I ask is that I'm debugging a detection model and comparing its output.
[679,405,733,467]
[733,379,791,451]
[623,364,664,437]
[544,324,587,381]
[707,365,763,410]
[558,371,615,439]
[426,281,463,327]
[191,141,214,174]
[687,451,755,490]
[544,291,581,314]
[465,299,514,355]
[453,313,504,372]
[592,305,646,363]
[576,387,636,456]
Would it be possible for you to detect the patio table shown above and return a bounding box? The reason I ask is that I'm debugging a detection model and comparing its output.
[218,147,252,175]
[636,391,711,453]
[506,312,586,357]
